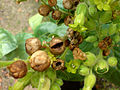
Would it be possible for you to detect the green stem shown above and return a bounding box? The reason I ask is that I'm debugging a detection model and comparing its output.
[60,47,69,60]
[0,61,15,68]
[59,8,73,16]
[38,72,45,90]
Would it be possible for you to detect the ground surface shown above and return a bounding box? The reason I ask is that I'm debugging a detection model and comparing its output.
[0,0,120,90]
[0,0,38,89]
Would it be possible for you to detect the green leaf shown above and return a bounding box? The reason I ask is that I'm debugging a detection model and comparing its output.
[75,3,88,15]
[57,71,84,81]
[31,72,40,88]
[103,4,111,11]
[10,72,34,90]
[29,13,43,31]
[34,22,68,42]
[0,28,17,58]
[99,11,112,24]
[2,33,33,60]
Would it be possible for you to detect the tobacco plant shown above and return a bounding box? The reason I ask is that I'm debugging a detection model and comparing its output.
[0,0,120,90]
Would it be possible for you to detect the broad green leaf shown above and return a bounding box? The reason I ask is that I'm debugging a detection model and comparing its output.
[103,4,111,11]
[10,72,34,90]
[34,22,68,42]
[0,28,17,58]
[2,33,33,60]
[85,18,96,30]
[57,71,84,81]
[34,22,57,37]
[31,72,40,88]
[29,13,43,31]
[109,23,117,35]
[54,24,68,37]
[99,11,112,24]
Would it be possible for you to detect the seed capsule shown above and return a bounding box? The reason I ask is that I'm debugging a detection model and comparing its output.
[7,60,27,79]
[38,5,51,16]
[30,50,50,72]
[52,59,65,70]
[25,37,42,55]
[48,0,57,7]
[63,0,73,9]
[98,40,108,50]
[73,48,87,60]
[64,16,73,26]
[49,38,65,55]
[103,36,112,46]
[103,49,110,56]
[52,10,62,20]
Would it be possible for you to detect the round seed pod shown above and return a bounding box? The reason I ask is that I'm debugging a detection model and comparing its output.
[38,5,51,16]
[103,49,110,56]
[52,59,65,70]
[65,39,70,47]
[73,0,80,6]
[64,16,73,26]
[103,36,112,46]
[69,43,78,50]
[63,0,73,9]
[98,40,108,50]
[7,60,27,79]
[49,38,65,55]
[48,0,57,7]
[30,50,50,72]
[67,28,75,39]
[73,48,87,60]
[52,10,62,20]
[25,37,42,55]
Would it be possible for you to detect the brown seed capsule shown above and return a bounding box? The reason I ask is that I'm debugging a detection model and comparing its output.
[30,50,50,72]
[69,43,78,51]
[63,0,73,9]
[7,60,27,79]
[25,37,42,55]
[64,16,73,26]
[52,59,65,70]
[48,0,57,7]
[49,38,65,55]
[98,40,108,50]
[73,0,80,6]
[52,10,62,20]
[67,28,75,39]
[103,36,112,46]
[38,5,51,16]
[77,35,83,44]
[65,39,70,47]
[73,48,87,60]
[103,49,110,56]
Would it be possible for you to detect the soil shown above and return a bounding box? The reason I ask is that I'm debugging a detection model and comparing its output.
[0,0,120,90]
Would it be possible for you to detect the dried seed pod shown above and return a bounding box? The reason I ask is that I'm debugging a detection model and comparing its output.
[73,48,87,60]
[7,60,27,79]
[98,40,108,50]
[69,43,78,51]
[49,38,65,55]
[63,0,73,9]
[77,35,83,44]
[48,0,57,7]
[67,28,75,39]
[65,39,70,47]
[30,50,50,72]
[103,36,112,46]
[52,59,65,70]
[73,0,80,6]
[52,10,62,20]
[25,37,42,55]
[64,16,73,26]
[103,49,110,56]
[38,5,51,16]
